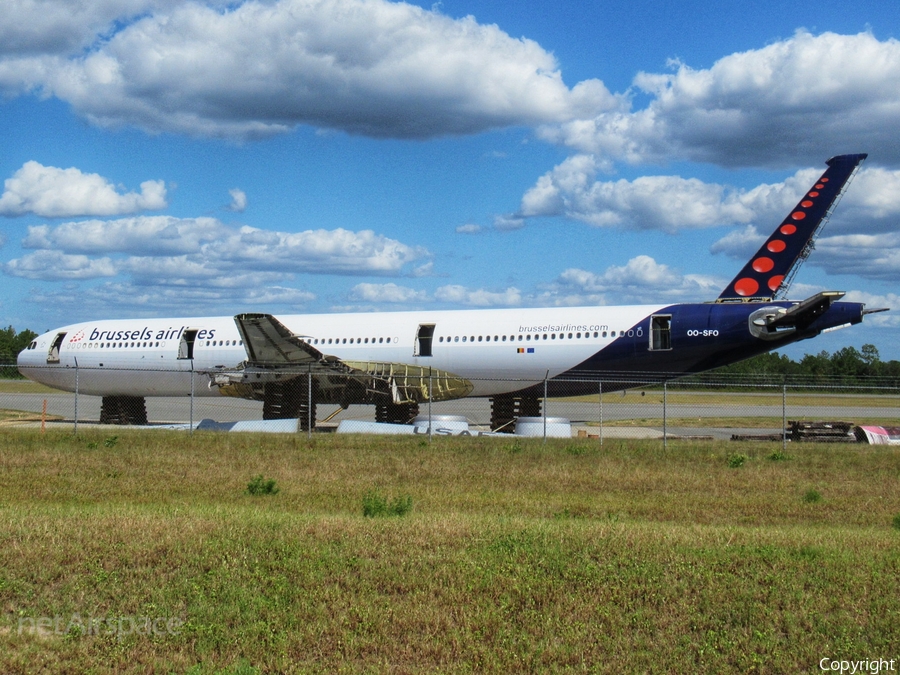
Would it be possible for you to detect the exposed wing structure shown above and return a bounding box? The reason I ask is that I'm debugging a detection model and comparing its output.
[206,313,473,405]
[717,153,867,302]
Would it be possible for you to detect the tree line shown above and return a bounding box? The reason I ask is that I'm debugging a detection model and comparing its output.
[711,344,900,381]
[0,326,37,363]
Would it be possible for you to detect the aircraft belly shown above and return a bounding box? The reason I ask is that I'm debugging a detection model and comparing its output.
[433,342,602,382]
[60,368,223,397]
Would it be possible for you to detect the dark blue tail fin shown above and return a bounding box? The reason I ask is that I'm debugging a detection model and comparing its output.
[717,153,867,302]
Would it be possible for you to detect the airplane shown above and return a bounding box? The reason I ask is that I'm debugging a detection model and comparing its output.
[17,153,887,429]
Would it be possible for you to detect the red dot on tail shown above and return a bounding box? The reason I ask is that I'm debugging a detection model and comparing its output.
[767,240,786,252]
[735,278,759,296]
[752,257,774,273]
[768,275,784,292]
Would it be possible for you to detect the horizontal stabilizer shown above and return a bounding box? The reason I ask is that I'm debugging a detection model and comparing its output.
[718,153,867,302]
[762,291,844,330]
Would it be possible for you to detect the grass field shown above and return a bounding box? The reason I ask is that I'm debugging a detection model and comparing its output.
[1,429,899,673]
[598,416,898,429]
[563,389,900,408]
[0,380,60,394]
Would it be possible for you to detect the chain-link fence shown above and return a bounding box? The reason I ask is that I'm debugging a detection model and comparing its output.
[2,363,898,446]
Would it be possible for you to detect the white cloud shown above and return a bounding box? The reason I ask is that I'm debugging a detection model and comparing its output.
[456,223,482,234]
[829,167,900,229]
[350,282,427,303]
[8,216,429,289]
[434,284,521,306]
[4,250,117,280]
[43,280,317,315]
[4,0,618,140]
[540,31,900,167]
[0,1,189,58]
[493,214,525,231]
[699,161,900,285]
[709,224,765,259]
[0,161,167,217]
[710,222,900,284]
[23,216,226,254]
[813,232,900,281]
[119,256,288,289]
[561,256,681,290]
[518,157,839,232]
[228,188,247,212]
[843,290,899,327]
[411,261,433,278]
[219,226,427,274]
[548,255,721,304]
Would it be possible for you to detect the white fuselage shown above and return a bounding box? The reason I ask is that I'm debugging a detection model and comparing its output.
[17,304,665,397]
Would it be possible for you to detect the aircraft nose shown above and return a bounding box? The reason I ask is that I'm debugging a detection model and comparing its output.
[16,335,42,371]
[16,344,31,370]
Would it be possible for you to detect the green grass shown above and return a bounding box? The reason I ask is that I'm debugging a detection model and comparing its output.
[245,474,280,496]
[563,390,900,408]
[598,415,896,429]
[0,379,61,394]
[0,409,64,425]
[1,430,899,673]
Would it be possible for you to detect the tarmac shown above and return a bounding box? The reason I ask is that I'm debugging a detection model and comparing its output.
[0,385,891,441]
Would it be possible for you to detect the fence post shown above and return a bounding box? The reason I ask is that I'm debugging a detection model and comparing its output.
[428,368,433,443]
[543,371,549,444]
[189,361,195,433]
[662,379,667,450]
[307,363,313,440]
[782,378,787,451]
[73,357,79,435]
[599,379,603,447]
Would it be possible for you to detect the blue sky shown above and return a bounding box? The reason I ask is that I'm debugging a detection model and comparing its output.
[1,0,899,360]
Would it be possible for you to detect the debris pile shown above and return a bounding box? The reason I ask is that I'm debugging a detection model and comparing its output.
[788,420,856,443]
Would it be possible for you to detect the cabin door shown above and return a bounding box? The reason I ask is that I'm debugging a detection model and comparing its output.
[415,324,436,357]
